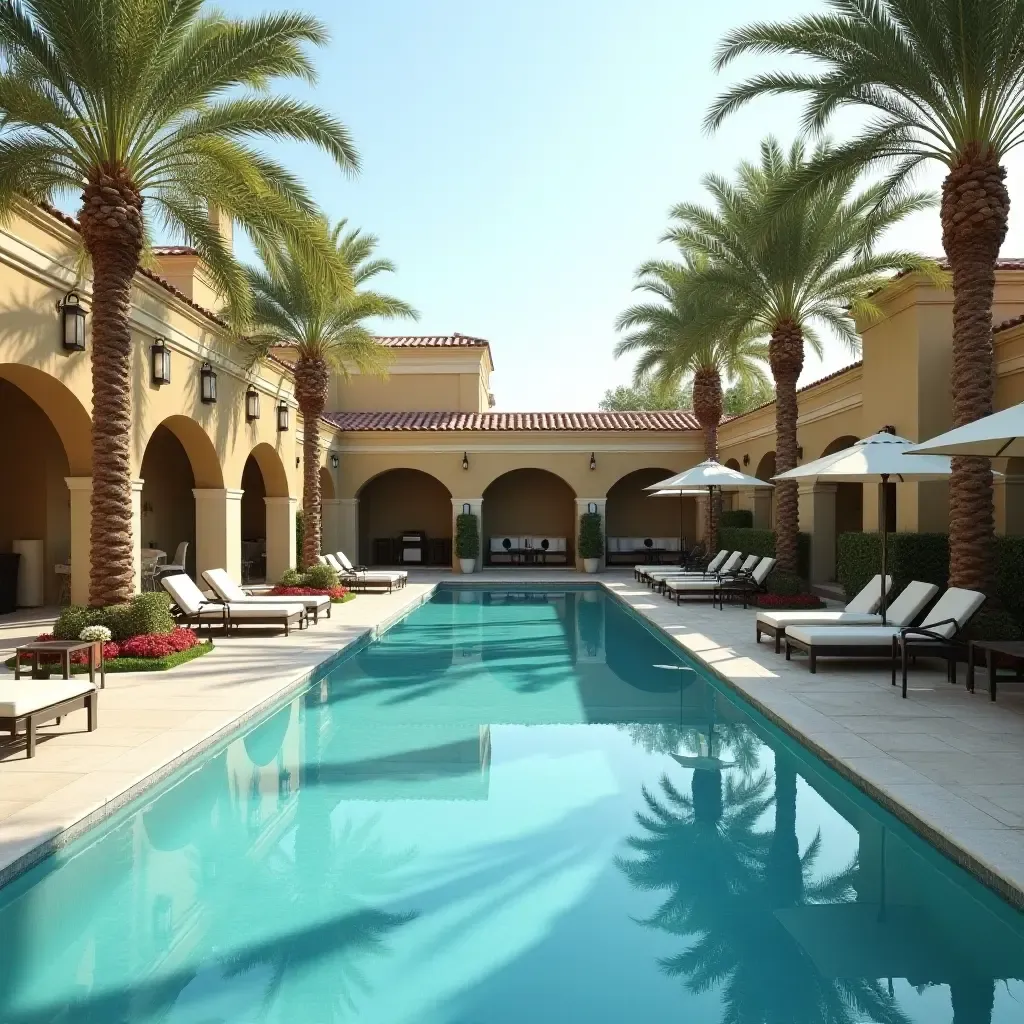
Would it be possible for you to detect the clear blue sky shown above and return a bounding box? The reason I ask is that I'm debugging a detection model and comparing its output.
[213,0,1024,411]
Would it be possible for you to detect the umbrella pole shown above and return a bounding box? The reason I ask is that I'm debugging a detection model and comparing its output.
[880,473,889,626]
[679,490,683,562]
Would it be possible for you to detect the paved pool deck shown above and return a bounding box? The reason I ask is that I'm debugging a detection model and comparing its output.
[1,570,1023,909]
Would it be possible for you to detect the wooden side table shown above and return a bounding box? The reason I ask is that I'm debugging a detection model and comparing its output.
[966,640,1024,702]
[14,640,105,688]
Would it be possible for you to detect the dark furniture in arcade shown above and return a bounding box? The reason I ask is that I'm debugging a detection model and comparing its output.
[967,640,1024,701]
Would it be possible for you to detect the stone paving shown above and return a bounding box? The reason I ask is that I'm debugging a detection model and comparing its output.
[1,568,1023,909]
[604,576,1024,907]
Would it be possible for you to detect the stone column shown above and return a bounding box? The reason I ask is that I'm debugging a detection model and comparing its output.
[321,498,342,558]
[995,473,1024,536]
[193,488,244,583]
[336,498,359,562]
[798,482,837,582]
[452,498,484,572]
[131,479,144,594]
[575,498,607,571]
[265,496,297,582]
[65,476,92,606]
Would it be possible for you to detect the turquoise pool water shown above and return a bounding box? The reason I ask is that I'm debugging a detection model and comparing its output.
[1,585,1022,1023]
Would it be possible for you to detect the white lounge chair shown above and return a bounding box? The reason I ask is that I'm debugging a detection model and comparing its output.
[336,550,407,586]
[161,573,306,635]
[320,554,406,593]
[755,574,896,652]
[664,556,775,607]
[784,586,983,678]
[650,551,746,592]
[636,549,728,583]
[0,680,97,758]
[202,568,331,624]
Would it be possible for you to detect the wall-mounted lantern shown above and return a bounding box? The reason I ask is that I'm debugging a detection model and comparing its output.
[295,456,300,469]
[587,502,597,514]
[276,401,289,432]
[589,452,597,471]
[796,445,804,460]
[150,337,171,386]
[245,386,260,422]
[742,453,750,467]
[330,453,339,470]
[57,292,87,352]
[199,361,217,404]
[463,502,471,515]
[881,424,897,435]
[462,452,469,471]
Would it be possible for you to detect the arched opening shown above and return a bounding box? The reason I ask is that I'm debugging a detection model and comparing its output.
[605,468,693,565]
[482,468,576,566]
[754,451,776,529]
[0,366,90,608]
[357,468,453,566]
[240,443,290,583]
[139,417,222,582]
[821,436,863,553]
[724,459,741,470]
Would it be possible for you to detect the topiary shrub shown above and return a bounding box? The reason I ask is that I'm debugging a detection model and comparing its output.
[455,513,479,559]
[278,567,304,587]
[578,512,604,559]
[53,593,174,642]
[302,562,339,589]
[720,509,753,529]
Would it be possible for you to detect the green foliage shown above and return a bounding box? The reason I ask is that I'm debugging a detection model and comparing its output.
[599,380,692,411]
[720,509,753,529]
[766,570,803,597]
[295,510,306,569]
[53,593,175,643]
[578,512,605,559]
[723,378,775,415]
[717,527,810,580]
[965,608,1021,644]
[455,513,480,559]
[302,563,339,589]
[0,1,362,322]
[279,567,304,587]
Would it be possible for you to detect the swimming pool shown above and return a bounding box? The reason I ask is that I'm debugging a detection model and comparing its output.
[1,585,1022,1022]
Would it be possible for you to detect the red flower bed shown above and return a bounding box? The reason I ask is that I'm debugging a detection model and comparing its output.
[270,585,348,600]
[120,627,200,659]
[755,594,824,609]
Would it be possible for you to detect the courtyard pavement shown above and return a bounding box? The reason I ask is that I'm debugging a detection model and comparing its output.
[0,569,1022,909]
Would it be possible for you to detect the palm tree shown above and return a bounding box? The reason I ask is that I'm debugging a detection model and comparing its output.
[705,0,1024,593]
[246,219,417,569]
[0,0,358,606]
[665,137,935,574]
[615,257,770,542]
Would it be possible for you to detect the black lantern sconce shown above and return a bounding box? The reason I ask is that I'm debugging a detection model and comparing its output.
[881,424,897,435]
[462,502,471,515]
[796,445,804,460]
[276,401,289,432]
[150,337,171,386]
[57,291,87,352]
[295,456,300,469]
[245,386,260,422]
[199,361,217,404]
[742,453,750,467]
[330,453,339,470]
[462,452,469,471]
[589,452,597,471]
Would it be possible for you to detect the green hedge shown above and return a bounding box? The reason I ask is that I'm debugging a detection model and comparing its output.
[53,593,175,643]
[455,512,479,559]
[837,532,1024,639]
[720,509,753,529]
[717,527,811,580]
[579,512,604,558]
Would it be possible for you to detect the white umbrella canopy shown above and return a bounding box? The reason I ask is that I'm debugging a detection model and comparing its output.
[647,488,708,497]
[774,432,963,623]
[647,460,775,491]
[905,402,1024,459]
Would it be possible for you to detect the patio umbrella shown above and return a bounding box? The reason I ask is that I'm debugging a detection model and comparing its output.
[773,432,959,623]
[647,460,774,555]
[905,401,1024,459]
[647,487,707,557]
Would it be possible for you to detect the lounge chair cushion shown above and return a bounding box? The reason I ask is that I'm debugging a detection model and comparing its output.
[226,604,304,620]
[878,581,941,627]
[757,610,881,630]
[204,568,329,611]
[0,680,96,718]
[846,574,893,614]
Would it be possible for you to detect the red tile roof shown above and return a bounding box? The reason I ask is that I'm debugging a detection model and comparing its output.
[376,334,490,349]
[152,245,198,256]
[323,409,700,431]
[994,312,1024,334]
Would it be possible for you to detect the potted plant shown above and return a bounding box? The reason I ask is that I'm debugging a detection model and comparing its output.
[455,512,479,574]
[578,511,604,573]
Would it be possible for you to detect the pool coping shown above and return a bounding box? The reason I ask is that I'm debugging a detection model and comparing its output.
[0,584,439,891]
[598,581,1024,911]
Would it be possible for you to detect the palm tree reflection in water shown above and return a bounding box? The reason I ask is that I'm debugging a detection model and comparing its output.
[618,722,914,1024]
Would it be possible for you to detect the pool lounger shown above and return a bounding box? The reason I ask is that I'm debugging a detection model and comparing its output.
[664,556,775,607]
[202,568,331,624]
[162,573,307,635]
[321,554,406,592]
[0,679,98,758]
[650,552,749,593]
[755,573,901,652]
[334,550,408,587]
[635,549,727,583]
[783,587,983,685]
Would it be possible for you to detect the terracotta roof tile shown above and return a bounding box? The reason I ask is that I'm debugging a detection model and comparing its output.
[994,312,1024,334]
[376,334,490,349]
[152,245,198,256]
[323,409,700,432]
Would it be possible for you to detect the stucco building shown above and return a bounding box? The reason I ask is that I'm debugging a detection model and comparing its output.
[2,200,1023,607]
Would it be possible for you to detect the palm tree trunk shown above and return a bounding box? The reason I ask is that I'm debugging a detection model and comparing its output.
[950,978,994,1024]
[941,156,1008,593]
[78,168,145,607]
[769,320,804,575]
[768,754,802,907]
[692,367,723,546]
[294,356,330,569]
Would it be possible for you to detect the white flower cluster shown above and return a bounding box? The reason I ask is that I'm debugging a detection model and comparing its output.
[79,625,112,643]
